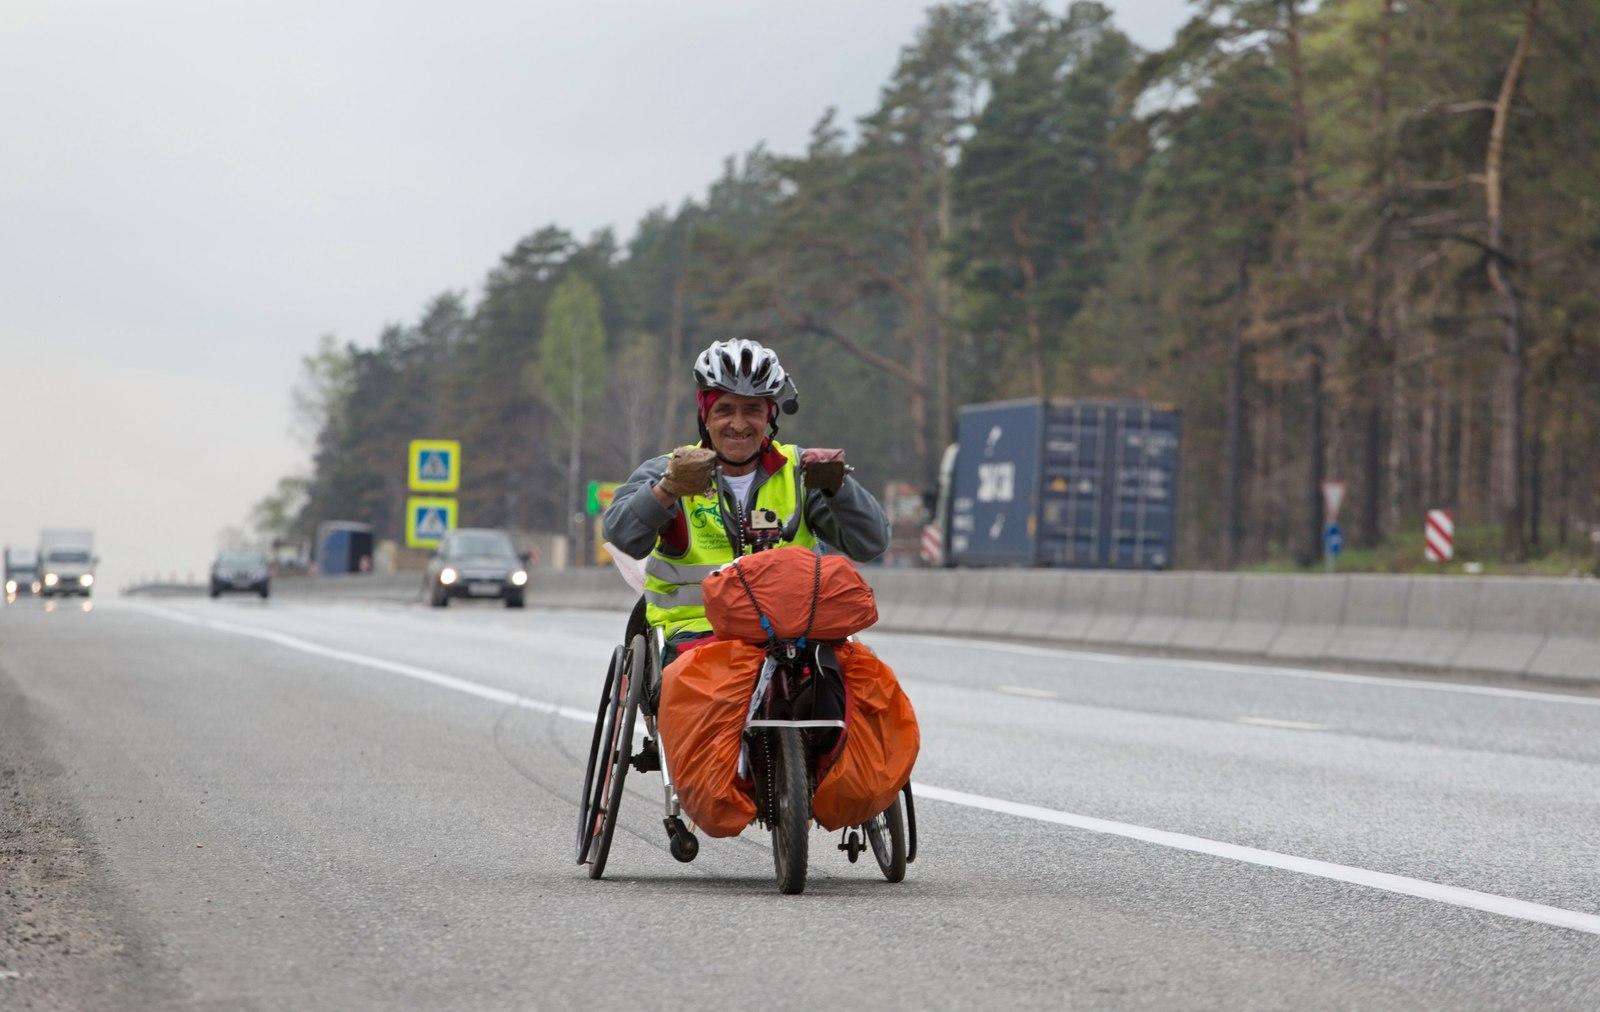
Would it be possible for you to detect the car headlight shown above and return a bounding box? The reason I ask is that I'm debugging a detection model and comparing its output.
[44,573,58,586]
[4,580,15,594]
[439,567,457,585]
[79,574,94,587]
[510,570,528,587]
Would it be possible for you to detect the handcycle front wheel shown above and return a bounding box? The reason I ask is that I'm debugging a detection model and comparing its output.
[770,727,811,895]
[582,636,646,879]
[576,644,624,865]
[863,792,907,883]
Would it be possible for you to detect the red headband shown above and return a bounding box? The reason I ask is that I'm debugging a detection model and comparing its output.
[697,389,777,421]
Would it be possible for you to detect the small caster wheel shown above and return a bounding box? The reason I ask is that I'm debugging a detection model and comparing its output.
[839,828,863,863]
[670,832,699,863]
[664,816,699,863]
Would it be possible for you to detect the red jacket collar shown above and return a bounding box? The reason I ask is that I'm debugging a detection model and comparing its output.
[759,441,788,475]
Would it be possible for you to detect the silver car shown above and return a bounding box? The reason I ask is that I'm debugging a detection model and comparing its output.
[426,529,528,608]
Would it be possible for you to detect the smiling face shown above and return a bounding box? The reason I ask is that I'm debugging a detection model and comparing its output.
[704,392,772,472]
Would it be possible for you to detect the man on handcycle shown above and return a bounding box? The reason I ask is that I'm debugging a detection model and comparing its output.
[602,338,891,665]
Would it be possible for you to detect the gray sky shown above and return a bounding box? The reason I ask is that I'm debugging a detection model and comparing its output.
[1,0,1190,591]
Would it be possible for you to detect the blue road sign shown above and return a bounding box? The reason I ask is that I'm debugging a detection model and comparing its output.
[1324,523,1344,558]
[408,439,460,492]
[419,450,450,481]
[405,496,457,548]
[416,506,448,539]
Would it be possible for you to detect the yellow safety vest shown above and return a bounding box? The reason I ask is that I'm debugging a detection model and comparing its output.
[644,441,815,639]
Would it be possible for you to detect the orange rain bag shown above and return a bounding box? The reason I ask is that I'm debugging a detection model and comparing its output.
[658,638,919,837]
[658,640,764,837]
[702,546,878,644]
[811,640,920,830]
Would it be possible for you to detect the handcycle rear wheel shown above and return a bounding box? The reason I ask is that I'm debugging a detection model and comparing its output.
[575,645,624,864]
[584,636,645,879]
[863,793,907,883]
[770,727,810,895]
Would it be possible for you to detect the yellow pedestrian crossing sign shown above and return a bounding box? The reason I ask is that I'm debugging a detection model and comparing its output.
[408,439,460,493]
[406,496,457,548]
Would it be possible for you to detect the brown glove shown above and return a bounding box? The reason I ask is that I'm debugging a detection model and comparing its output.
[801,448,848,495]
[657,447,717,499]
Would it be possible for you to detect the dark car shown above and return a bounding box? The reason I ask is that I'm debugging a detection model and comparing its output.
[210,550,271,599]
[426,529,527,608]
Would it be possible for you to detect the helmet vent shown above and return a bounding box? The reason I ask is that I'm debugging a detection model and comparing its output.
[692,339,788,399]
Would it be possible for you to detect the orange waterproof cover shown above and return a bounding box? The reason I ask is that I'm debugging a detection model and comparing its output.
[702,546,878,643]
[657,641,764,837]
[811,641,920,830]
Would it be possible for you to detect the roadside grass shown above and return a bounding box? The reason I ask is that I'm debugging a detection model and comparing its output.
[1243,524,1600,578]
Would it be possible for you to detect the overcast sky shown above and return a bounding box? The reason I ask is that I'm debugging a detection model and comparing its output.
[1,0,1189,591]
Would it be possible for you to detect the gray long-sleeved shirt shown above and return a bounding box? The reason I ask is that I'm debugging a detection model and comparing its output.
[602,447,891,563]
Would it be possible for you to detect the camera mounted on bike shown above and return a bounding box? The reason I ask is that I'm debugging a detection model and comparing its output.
[714,456,809,556]
[743,507,785,552]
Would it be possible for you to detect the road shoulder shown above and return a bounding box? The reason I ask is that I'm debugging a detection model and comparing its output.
[0,660,182,1010]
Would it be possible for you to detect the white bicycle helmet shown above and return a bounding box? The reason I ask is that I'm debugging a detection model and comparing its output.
[692,339,788,399]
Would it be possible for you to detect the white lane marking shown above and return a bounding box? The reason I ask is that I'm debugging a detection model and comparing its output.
[878,632,1600,708]
[129,602,1600,937]
[1237,717,1326,731]
[127,603,593,724]
[912,784,1600,936]
[997,685,1059,700]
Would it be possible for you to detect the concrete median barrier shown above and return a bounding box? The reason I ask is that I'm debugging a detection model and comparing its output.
[561,569,635,611]
[903,569,963,633]
[1085,573,1144,644]
[120,582,207,597]
[925,569,971,634]
[986,570,1069,639]
[865,569,916,630]
[1332,576,1413,665]
[1225,576,1291,655]
[261,560,1600,687]
[943,568,997,636]
[1388,577,1475,670]
[1458,579,1550,675]
[1170,573,1241,652]
[1528,582,1600,684]
[1266,576,1348,661]
[1125,574,1189,649]
[271,573,420,604]
[1051,571,1107,642]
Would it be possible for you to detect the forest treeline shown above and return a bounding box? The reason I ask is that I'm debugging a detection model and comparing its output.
[254,0,1600,568]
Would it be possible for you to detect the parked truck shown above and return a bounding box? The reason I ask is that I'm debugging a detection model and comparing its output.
[38,529,97,597]
[935,399,1181,570]
[4,546,40,598]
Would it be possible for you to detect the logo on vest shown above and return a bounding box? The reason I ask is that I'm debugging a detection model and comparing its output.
[689,504,722,529]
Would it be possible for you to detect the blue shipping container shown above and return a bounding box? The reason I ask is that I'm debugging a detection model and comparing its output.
[948,400,1043,566]
[949,399,1180,569]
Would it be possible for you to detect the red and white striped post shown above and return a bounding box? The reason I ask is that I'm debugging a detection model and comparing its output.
[919,523,943,566]
[1424,509,1454,563]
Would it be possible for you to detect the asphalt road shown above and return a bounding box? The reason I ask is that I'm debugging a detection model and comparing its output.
[2,594,1597,1009]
